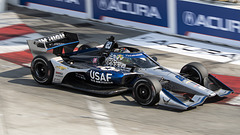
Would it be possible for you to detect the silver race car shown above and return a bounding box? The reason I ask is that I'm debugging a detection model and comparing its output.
[28,32,234,110]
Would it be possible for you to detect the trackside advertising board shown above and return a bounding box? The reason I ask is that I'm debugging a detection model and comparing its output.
[177,0,240,44]
[92,0,169,32]
[20,0,86,17]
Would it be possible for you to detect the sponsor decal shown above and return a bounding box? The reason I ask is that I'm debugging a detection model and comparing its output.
[97,0,161,19]
[55,0,80,5]
[54,78,61,82]
[36,33,65,43]
[119,33,240,65]
[105,58,126,68]
[56,71,63,75]
[182,11,240,34]
[177,0,240,42]
[20,0,86,13]
[55,71,64,78]
[97,66,118,71]
[116,54,124,60]
[175,75,185,82]
[89,70,113,84]
[93,0,168,28]
[75,73,86,80]
[105,55,126,68]
[92,58,98,64]
[194,84,199,88]
[104,41,113,49]
[56,66,67,70]
[186,80,192,84]
[163,97,170,105]
[125,53,143,58]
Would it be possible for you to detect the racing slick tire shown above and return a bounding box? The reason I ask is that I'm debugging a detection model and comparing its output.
[133,77,161,106]
[31,56,54,84]
[180,62,208,85]
[78,42,100,51]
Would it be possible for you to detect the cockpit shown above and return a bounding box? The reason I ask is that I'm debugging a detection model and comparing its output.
[105,51,159,68]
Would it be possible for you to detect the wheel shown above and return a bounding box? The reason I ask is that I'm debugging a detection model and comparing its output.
[133,77,161,106]
[31,56,54,84]
[78,42,100,51]
[180,62,208,85]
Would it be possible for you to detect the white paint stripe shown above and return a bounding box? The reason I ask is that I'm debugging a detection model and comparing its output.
[0,33,42,54]
[0,12,23,28]
[227,95,240,106]
[22,63,31,67]
[119,33,240,65]
[188,32,240,49]
[87,100,118,135]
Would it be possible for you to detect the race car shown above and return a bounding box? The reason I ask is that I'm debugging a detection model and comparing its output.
[27,32,234,110]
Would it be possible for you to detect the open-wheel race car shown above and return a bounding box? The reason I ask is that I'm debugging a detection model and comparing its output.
[27,32,234,110]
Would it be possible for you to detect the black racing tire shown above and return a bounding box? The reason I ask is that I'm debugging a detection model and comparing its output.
[78,42,100,51]
[180,62,208,85]
[133,77,161,106]
[31,56,54,84]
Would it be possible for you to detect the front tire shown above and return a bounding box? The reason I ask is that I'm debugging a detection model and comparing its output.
[133,77,161,106]
[31,56,54,84]
[180,62,208,85]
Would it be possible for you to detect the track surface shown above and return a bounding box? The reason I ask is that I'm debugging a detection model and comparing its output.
[0,5,240,135]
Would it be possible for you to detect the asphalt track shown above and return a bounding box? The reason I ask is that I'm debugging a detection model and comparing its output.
[0,5,240,135]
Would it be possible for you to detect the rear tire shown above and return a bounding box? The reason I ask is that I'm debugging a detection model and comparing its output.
[133,77,161,106]
[180,62,208,85]
[31,56,54,84]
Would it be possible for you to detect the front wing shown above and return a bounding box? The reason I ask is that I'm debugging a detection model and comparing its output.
[157,75,234,110]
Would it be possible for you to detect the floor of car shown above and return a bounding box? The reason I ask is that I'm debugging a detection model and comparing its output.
[61,79,129,96]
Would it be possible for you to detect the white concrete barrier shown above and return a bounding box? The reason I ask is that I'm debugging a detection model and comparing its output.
[7,0,240,48]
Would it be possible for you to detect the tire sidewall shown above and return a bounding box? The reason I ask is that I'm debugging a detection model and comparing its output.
[180,62,208,85]
[133,77,161,106]
[31,56,54,84]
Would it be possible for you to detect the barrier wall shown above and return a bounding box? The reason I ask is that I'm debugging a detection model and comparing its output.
[19,0,87,18]
[7,0,19,6]
[12,0,240,48]
[92,0,170,33]
[177,0,240,48]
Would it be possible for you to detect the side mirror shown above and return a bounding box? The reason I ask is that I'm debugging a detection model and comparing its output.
[151,56,158,61]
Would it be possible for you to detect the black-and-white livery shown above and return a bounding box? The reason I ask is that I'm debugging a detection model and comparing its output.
[28,32,234,110]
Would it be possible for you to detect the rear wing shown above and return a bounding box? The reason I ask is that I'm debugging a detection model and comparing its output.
[27,31,80,57]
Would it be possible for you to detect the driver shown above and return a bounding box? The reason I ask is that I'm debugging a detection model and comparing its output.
[114,47,130,53]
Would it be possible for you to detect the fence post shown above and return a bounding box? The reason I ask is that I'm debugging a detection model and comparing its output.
[168,0,177,34]
[0,0,6,13]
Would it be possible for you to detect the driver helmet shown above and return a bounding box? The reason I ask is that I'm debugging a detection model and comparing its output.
[114,48,130,53]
